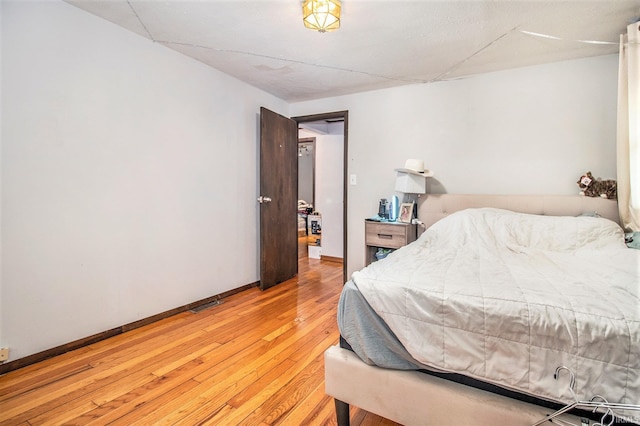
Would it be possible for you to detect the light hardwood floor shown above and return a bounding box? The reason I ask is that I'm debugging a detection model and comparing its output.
[0,239,400,425]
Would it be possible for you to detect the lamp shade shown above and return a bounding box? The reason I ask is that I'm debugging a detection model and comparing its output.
[302,0,341,32]
[395,172,427,194]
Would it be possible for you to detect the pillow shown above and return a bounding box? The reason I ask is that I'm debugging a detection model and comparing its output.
[426,208,625,252]
[577,211,601,218]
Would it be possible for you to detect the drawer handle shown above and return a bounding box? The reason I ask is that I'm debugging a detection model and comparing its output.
[378,233,393,239]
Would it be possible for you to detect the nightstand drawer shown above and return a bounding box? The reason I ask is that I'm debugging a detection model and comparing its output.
[365,222,410,249]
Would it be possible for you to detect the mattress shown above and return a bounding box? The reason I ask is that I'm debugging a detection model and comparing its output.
[338,208,639,410]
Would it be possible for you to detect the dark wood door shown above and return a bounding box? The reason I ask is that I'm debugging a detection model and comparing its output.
[259,107,298,290]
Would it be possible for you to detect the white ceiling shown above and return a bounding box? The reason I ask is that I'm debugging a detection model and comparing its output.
[66,0,640,102]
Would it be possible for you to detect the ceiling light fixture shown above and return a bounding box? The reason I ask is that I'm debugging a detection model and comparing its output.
[302,0,341,33]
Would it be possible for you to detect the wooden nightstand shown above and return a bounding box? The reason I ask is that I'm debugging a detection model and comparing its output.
[364,220,417,266]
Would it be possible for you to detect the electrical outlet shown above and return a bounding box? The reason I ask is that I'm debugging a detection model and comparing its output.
[0,347,9,362]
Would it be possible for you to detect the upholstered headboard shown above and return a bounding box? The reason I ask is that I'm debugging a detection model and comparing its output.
[418,194,619,228]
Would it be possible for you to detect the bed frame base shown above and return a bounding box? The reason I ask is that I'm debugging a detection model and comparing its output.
[325,345,584,426]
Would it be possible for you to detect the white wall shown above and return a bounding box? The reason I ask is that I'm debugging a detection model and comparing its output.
[1,0,288,361]
[298,127,345,259]
[290,55,619,276]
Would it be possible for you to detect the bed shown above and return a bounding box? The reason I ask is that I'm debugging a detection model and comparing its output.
[325,194,639,426]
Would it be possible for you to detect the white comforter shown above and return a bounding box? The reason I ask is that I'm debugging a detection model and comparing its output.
[352,208,639,405]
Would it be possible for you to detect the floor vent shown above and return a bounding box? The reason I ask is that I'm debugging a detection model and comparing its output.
[190,299,224,313]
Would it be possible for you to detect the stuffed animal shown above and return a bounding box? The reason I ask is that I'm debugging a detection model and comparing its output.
[577,171,617,199]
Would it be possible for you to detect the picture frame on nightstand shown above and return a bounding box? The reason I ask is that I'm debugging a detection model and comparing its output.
[398,202,414,223]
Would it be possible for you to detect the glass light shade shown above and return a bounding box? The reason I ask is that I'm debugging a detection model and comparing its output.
[302,0,341,33]
[395,172,427,194]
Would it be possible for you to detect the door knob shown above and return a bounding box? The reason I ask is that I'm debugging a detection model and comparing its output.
[257,196,272,204]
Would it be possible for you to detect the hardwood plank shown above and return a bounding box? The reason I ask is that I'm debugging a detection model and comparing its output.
[71,368,200,424]
[0,311,196,406]
[192,302,337,385]
[235,334,336,425]
[68,336,226,424]
[0,362,93,403]
[155,377,254,425]
[277,381,335,425]
[99,378,202,425]
[198,403,237,425]
[28,399,98,426]
[0,326,213,423]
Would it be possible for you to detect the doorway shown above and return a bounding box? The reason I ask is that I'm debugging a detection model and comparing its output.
[297,137,315,213]
[294,111,348,283]
[297,137,316,259]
